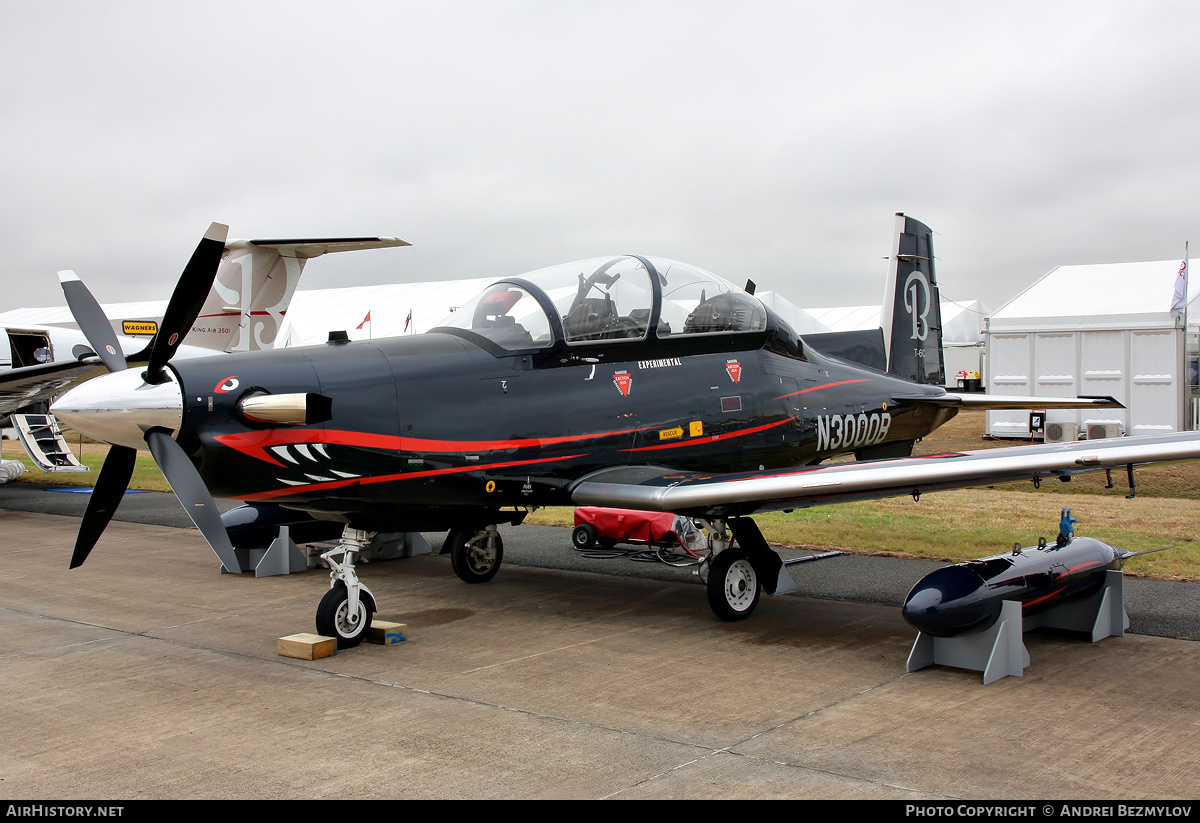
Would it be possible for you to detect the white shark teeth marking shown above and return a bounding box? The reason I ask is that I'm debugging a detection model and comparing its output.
[304,474,334,482]
[331,470,359,478]
[295,444,316,461]
[277,478,307,486]
[312,443,330,459]
[271,446,298,464]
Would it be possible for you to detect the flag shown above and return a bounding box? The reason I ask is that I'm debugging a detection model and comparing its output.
[404,309,412,332]
[1171,243,1189,319]
[356,311,371,330]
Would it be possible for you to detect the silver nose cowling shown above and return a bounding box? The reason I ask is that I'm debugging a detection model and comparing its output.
[51,367,184,451]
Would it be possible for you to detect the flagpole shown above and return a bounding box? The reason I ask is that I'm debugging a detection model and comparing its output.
[1180,242,1190,431]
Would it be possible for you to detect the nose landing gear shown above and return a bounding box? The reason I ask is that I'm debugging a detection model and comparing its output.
[316,527,378,648]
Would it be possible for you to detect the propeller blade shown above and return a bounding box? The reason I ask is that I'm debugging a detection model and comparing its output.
[144,222,229,383]
[145,428,243,573]
[58,271,127,373]
[70,445,137,568]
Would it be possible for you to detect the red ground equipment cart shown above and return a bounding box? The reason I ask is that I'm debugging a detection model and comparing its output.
[571,506,707,555]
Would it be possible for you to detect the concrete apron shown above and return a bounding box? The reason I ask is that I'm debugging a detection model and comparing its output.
[2,509,1198,800]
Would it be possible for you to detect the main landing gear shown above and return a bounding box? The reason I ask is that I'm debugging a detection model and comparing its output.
[697,518,790,622]
[317,527,378,648]
[444,525,504,583]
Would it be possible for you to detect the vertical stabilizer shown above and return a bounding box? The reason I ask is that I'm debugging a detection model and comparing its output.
[879,213,944,385]
[189,241,306,353]
[187,236,409,352]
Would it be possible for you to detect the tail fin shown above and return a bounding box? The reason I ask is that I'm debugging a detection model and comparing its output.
[879,213,944,385]
[187,236,409,352]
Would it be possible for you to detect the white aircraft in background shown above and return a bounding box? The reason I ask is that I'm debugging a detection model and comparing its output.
[1,223,408,468]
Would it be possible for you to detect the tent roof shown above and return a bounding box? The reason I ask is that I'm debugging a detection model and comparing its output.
[804,298,990,344]
[991,259,1195,322]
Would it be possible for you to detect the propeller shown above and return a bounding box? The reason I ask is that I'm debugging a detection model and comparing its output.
[56,222,244,573]
[69,445,135,568]
[146,429,242,572]
[58,271,127,373]
[145,222,228,383]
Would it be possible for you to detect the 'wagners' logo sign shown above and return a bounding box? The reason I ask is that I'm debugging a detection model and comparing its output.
[121,320,158,336]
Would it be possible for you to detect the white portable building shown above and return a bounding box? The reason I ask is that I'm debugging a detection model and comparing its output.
[985,260,1197,439]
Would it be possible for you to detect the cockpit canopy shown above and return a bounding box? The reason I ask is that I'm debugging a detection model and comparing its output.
[433,255,767,352]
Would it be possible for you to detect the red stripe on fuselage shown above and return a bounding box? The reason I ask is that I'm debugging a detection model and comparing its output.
[773,379,871,400]
[213,426,655,467]
[195,310,287,319]
[621,417,796,452]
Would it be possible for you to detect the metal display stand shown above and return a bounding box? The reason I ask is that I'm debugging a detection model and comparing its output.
[235,528,433,577]
[907,570,1129,684]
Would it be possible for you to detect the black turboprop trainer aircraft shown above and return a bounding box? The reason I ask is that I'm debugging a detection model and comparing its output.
[49,214,1200,647]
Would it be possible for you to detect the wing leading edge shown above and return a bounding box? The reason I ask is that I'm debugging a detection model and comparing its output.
[570,431,1200,518]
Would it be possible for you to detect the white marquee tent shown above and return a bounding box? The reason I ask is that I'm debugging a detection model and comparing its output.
[985,259,1197,439]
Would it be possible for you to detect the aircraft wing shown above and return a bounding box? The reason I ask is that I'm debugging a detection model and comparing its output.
[570,431,1200,518]
[0,358,107,416]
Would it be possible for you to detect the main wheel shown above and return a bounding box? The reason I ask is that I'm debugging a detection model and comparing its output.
[706,548,761,621]
[572,524,597,551]
[316,583,373,649]
[449,528,504,584]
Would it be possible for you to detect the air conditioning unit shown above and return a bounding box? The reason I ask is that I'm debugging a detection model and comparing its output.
[1045,422,1078,443]
[1086,422,1124,441]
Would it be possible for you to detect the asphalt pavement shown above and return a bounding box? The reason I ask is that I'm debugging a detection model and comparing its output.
[4,480,1198,640]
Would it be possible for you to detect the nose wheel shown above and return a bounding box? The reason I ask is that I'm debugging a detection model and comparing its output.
[316,582,374,648]
[706,547,761,621]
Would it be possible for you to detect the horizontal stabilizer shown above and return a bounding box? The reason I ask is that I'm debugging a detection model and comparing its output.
[893,393,1124,410]
[248,237,410,258]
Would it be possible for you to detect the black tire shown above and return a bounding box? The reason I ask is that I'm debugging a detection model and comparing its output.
[706,548,761,621]
[449,529,504,584]
[316,583,373,649]
[572,524,597,551]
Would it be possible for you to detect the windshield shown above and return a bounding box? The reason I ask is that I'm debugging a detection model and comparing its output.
[435,283,553,350]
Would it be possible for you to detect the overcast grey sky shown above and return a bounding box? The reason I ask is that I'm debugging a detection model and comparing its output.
[2,1,1197,312]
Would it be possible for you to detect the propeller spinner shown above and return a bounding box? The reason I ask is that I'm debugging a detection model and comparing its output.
[50,222,243,573]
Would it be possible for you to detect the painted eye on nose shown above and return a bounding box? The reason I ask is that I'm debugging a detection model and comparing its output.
[215,376,240,393]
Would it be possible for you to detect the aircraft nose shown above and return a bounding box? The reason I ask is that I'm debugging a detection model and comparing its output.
[51,368,183,451]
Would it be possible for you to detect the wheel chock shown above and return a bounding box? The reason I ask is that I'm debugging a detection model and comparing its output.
[368,620,408,645]
[277,633,338,660]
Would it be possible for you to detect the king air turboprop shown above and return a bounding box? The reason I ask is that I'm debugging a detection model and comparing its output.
[0,226,408,420]
[49,214,1200,647]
